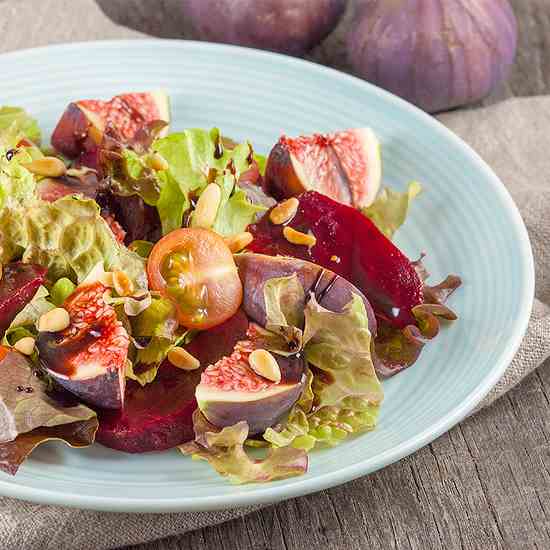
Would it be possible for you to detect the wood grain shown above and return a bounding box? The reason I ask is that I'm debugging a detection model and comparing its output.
[91,1,550,548]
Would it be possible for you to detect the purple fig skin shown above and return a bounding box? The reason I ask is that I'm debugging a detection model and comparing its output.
[347,0,518,113]
[183,0,346,56]
[199,353,306,435]
[200,381,304,436]
[235,253,377,336]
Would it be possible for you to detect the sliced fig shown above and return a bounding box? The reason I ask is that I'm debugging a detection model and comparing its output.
[235,252,377,335]
[37,282,129,409]
[247,191,423,327]
[0,263,47,335]
[51,90,170,159]
[96,310,249,453]
[265,128,381,208]
[196,338,305,435]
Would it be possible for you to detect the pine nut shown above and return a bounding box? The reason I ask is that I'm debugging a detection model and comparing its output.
[249,349,281,383]
[225,232,253,253]
[14,336,36,356]
[112,270,134,297]
[38,308,70,332]
[269,197,299,225]
[168,347,201,371]
[283,226,317,248]
[192,183,221,229]
[148,152,169,171]
[23,157,66,178]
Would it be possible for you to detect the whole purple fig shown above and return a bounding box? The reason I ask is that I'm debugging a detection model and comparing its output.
[183,0,346,56]
[347,0,518,113]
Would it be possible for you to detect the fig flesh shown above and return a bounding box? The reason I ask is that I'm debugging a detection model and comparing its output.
[247,191,423,327]
[37,282,129,410]
[265,128,381,208]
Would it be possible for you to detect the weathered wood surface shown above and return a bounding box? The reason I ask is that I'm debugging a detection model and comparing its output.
[93,1,550,549]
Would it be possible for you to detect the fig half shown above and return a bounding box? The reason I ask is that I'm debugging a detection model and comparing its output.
[37,282,129,410]
[265,128,381,208]
[195,338,305,435]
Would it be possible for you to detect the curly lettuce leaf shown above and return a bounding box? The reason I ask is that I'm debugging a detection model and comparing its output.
[212,182,267,236]
[259,274,304,354]
[303,294,382,408]
[1,286,54,346]
[156,170,188,235]
[0,418,98,475]
[374,266,462,378]
[264,287,383,450]
[0,106,41,144]
[180,411,307,484]
[154,129,264,236]
[0,143,37,209]
[128,297,185,385]
[362,181,422,239]
[0,350,96,447]
[0,196,147,287]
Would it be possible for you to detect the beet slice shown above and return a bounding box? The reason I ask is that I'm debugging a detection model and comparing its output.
[248,190,423,328]
[96,310,249,453]
[0,263,47,335]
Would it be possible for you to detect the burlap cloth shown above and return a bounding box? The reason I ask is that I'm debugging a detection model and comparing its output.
[1,1,549,549]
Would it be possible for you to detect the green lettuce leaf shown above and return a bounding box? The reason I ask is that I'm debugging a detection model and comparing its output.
[211,181,267,236]
[0,350,97,446]
[1,286,54,346]
[261,279,383,450]
[254,153,267,176]
[362,182,422,239]
[0,106,41,144]
[128,297,184,385]
[303,294,382,408]
[154,129,264,236]
[0,196,147,287]
[0,143,37,210]
[260,274,304,354]
[180,411,308,484]
[156,170,188,235]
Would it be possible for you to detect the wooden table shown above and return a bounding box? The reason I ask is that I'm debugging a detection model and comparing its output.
[4,0,547,547]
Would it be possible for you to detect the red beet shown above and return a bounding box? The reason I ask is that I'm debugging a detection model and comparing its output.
[96,310,249,453]
[248,191,423,327]
[0,263,47,335]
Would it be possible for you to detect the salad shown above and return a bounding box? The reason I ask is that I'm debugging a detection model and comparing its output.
[0,91,461,483]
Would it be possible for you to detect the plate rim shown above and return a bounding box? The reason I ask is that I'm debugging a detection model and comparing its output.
[0,38,535,513]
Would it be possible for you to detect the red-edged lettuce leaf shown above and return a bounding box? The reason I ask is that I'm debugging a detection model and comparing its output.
[180,411,307,484]
[0,419,98,475]
[374,256,462,378]
[0,349,98,474]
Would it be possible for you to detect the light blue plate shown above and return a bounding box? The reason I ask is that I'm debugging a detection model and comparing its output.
[0,40,534,512]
